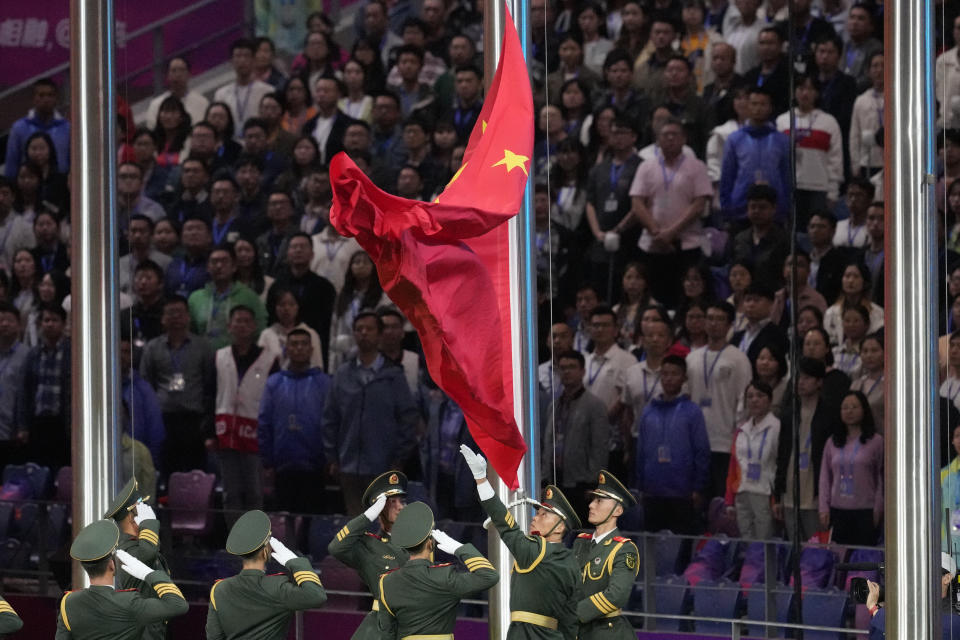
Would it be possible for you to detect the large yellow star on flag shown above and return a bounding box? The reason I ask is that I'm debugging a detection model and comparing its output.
[491,149,529,176]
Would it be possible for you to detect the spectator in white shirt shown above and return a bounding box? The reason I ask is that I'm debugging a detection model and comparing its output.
[144,57,210,129]
[833,177,874,248]
[722,0,765,74]
[620,316,672,434]
[213,39,275,140]
[849,51,885,179]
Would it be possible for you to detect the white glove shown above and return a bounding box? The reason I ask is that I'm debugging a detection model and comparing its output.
[134,502,156,525]
[115,549,152,581]
[460,444,487,480]
[270,536,298,565]
[364,494,387,522]
[431,529,463,555]
[603,231,621,252]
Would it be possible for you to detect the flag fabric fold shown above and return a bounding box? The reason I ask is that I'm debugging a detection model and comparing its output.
[329,4,532,489]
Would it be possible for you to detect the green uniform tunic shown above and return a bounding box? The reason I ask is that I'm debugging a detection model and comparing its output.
[205,556,327,640]
[328,513,408,640]
[480,496,581,640]
[0,597,23,635]
[571,529,639,640]
[377,544,499,640]
[116,519,171,640]
[54,570,188,640]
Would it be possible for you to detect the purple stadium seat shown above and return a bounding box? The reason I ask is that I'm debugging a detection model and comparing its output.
[167,470,216,537]
[692,578,741,635]
[800,588,849,640]
[651,574,689,632]
[745,585,793,638]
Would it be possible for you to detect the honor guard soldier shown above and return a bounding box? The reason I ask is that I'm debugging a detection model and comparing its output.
[56,520,188,640]
[328,471,409,640]
[377,502,500,640]
[460,445,582,640]
[205,510,327,639]
[105,478,169,640]
[571,470,640,640]
[0,596,23,635]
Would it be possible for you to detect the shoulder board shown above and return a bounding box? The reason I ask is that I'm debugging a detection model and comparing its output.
[577,533,592,539]
[429,563,452,568]
[213,578,225,584]
[382,566,402,575]
[117,588,138,592]
[613,536,629,542]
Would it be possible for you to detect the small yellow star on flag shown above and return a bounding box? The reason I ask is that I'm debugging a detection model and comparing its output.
[491,149,529,176]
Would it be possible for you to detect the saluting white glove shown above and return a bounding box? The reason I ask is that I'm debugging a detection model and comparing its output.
[270,536,298,565]
[134,502,156,525]
[431,529,464,555]
[115,549,152,581]
[364,494,387,522]
[460,444,487,480]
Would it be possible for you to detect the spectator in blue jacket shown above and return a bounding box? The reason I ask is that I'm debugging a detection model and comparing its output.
[4,79,71,179]
[322,310,419,515]
[120,336,165,468]
[635,354,711,534]
[258,328,331,514]
[718,86,792,227]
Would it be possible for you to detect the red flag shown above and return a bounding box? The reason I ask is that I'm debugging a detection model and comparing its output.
[329,5,532,489]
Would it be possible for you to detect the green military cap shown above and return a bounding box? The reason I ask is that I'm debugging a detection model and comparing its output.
[70,519,121,561]
[226,510,272,555]
[390,501,434,549]
[588,469,637,508]
[104,477,146,520]
[361,470,408,508]
[536,484,582,531]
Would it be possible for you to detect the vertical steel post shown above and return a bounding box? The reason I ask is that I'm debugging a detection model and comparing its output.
[69,0,121,588]
[484,0,536,637]
[884,1,939,639]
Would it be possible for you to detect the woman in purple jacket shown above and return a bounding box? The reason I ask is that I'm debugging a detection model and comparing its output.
[818,390,884,545]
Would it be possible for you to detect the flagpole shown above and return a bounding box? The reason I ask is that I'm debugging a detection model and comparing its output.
[484,0,537,637]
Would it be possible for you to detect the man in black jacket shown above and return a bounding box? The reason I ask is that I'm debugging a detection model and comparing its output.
[302,76,359,165]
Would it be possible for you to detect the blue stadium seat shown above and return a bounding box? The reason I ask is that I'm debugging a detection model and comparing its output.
[650,574,689,632]
[653,530,683,576]
[692,578,741,635]
[745,585,793,637]
[800,588,849,640]
[308,514,350,561]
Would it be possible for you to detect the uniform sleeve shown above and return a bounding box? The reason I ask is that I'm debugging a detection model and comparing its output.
[124,519,161,566]
[448,544,499,595]
[377,581,399,640]
[205,599,225,640]
[327,513,375,567]
[575,540,639,623]
[130,570,189,623]
[480,495,545,570]
[0,598,23,634]
[273,557,327,610]
[55,611,72,640]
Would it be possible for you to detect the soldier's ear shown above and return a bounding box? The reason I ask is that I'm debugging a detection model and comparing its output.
[613,503,624,519]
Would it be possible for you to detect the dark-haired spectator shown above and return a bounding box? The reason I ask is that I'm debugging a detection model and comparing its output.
[731,282,789,363]
[378,307,420,397]
[20,132,70,218]
[534,105,568,179]
[722,0,764,74]
[10,250,38,318]
[241,119,289,190]
[187,245,267,350]
[20,303,71,469]
[387,44,436,118]
[831,304,869,379]
[31,211,69,275]
[310,221,362,295]
[849,333,884,431]
[0,177,35,272]
[360,0,405,68]
[814,35,858,175]
[687,300,753,499]
[726,260,752,333]
[303,76,357,165]
[152,219,181,260]
[420,0,452,61]
[754,344,788,415]
[256,190,297,277]
[204,102,244,166]
[727,183,790,290]
[545,34,602,110]
[613,0,649,61]
[621,311,671,434]
[680,0,724,93]
[638,105,698,162]
[434,35,480,108]
[532,184,572,297]
[152,96,192,167]
[771,252,827,330]
[322,311,419,514]
[593,50,649,134]
[210,172,255,246]
[680,296,710,351]
[864,202,884,304]
[782,0,835,59]
[542,349,610,517]
[724,378,780,539]
[576,3,614,74]
[258,93,297,157]
[4,79,70,179]
[703,43,745,126]
[841,4,882,90]
[834,178,874,248]
[652,55,712,155]
[0,304,29,473]
[613,262,656,346]
[806,210,847,303]
[294,31,340,91]
[131,128,170,202]
[540,322,575,398]
[742,28,790,115]
[823,261,883,345]
[370,92,407,169]
[12,163,45,221]
[773,357,832,540]
[145,57,209,129]
[555,78,592,144]
[635,354,710,533]
[234,236,274,301]
[281,76,318,135]
[253,37,287,88]
[395,165,425,200]
[271,234,337,367]
[389,19,448,86]
[634,15,679,93]
[121,260,167,358]
[164,218,212,298]
[339,59,375,124]
[719,89,791,225]
[631,118,711,307]
[25,271,69,348]
[570,285,600,353]
[258,328,331,513]
[183,122,227,177]
[850,52,885,179]
[119,335,165,467]
[164,156,214,228]
[120,216,172,295]
[398,118,443,197]
[818,390,883,545]
[258,289,323,370]
[439,66,484,146]
[530,0,560,87]
[213,39,275,139]
[117,163,166,240]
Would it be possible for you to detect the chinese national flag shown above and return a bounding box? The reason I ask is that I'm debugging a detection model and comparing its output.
[329,5,532,489]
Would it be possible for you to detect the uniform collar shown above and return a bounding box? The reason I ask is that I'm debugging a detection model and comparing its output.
[592,527,618,544]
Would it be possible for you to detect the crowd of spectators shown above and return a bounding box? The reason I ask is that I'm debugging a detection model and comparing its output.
[1,0,960,550]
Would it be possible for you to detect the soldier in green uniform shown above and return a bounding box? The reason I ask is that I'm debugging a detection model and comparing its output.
[377,501,499,640]
[205,509,327,639]
[0,596,23,635]
[55,519,188,640]
[571,470,640,640]
[105,478,170,640]
[460,445,582,640]
[328,470,409,640]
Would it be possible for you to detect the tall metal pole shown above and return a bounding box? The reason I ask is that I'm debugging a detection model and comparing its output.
[484,0,537,637]
[69,0,121,587]
[885,1,939,639]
